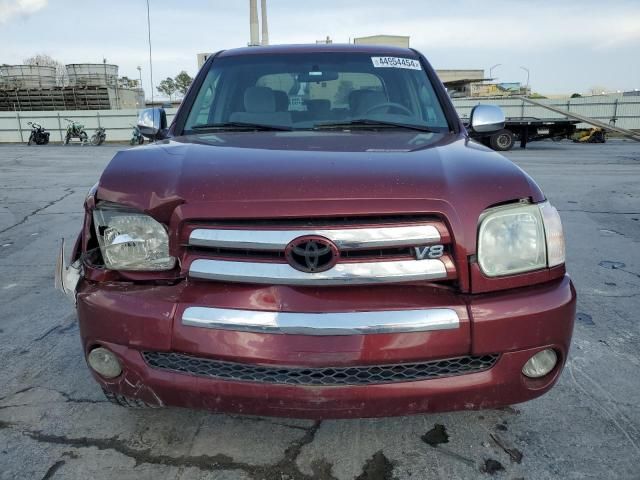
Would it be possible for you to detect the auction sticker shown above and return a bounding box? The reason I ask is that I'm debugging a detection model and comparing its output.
[371,57,422,70]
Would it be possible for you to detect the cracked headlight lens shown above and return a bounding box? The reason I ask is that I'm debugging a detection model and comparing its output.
[93,207,175,271]
[477,202,547,277]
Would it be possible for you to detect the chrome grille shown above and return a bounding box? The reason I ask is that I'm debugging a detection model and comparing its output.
[188,224,442,250]
[142,352,498,386]
[187,245,417,261]
[184,219,454,286]
[188,214,439,228]
[188,258,448,286]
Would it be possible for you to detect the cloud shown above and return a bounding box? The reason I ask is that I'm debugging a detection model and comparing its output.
[0,0,637,95]
[269,2,640,51]
[0,0,47,23]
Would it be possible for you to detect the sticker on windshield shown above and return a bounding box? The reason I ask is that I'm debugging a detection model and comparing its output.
[371,57,422,70]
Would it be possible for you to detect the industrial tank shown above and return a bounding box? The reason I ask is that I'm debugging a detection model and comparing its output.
[0,65,57,89]
[66,63,118,87]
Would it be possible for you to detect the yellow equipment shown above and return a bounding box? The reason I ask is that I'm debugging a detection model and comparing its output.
[573,128,606,143]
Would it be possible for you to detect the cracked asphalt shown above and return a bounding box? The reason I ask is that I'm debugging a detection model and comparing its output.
[1,140,639,479]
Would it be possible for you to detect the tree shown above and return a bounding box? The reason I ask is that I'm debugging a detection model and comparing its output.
[23,53,68,86]
[570,93,582,98]
[157,77,177,101]
[174,71,193,96]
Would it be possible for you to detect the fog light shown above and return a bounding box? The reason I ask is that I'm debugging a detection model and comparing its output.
[87,347,122,378]
[522,349,557,378]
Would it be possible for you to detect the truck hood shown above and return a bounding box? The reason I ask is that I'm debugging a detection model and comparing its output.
[97,131,544,253]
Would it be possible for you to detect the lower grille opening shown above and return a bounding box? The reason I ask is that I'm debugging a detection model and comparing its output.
[142,351,499,386]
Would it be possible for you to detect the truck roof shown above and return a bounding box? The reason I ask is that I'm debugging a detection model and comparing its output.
[217,43,418,58]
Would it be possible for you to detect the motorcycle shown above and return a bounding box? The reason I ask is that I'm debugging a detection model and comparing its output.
[90,127,107,146]
[26,122,50,145]
[63,118,88,145]
[130,124,144,145]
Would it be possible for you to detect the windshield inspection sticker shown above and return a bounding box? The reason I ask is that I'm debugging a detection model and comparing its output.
[371,57,422,70]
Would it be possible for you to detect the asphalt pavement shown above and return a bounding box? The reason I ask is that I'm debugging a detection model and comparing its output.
[0,139,639,479]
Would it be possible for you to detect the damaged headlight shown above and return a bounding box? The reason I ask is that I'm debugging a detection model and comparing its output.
[477,201,564,277]
[93,206,175,271]
[539,202,566,268]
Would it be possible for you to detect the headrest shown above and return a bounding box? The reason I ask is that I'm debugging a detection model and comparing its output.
[354,90,388,114]
[244,86,276,113]
[306,99,331,114]
[272,90,289,112]
[348,89,364,112]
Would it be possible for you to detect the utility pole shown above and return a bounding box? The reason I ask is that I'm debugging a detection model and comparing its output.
[136,65,143,108]
[489,64,501,79]
[249,0,259,46]
[261,0,269,45]
[520,66,530,93]
[146,0,154,106]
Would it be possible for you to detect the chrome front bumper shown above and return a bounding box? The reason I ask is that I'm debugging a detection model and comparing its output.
[181,306,460,335]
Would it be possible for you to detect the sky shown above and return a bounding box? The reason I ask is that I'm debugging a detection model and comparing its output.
[1,0,639,99]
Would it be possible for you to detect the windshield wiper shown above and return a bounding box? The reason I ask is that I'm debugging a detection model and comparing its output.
[191,121,292,132]
[313,119,439,133]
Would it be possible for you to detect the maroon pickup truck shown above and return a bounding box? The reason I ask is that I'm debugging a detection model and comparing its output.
[56,44,575,419]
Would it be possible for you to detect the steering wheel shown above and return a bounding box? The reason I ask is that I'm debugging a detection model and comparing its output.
[363,102,413,116]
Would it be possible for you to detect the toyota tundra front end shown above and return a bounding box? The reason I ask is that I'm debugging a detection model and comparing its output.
[56,44,575,418]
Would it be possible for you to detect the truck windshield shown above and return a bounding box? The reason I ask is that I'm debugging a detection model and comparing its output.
[183,52,450,133]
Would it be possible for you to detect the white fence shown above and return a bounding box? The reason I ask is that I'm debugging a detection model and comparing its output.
[0,109,178,143]
[0,96,638,143]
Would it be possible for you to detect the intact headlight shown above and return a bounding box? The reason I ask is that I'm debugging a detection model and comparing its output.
[477,201,564,277]
[93,207,175,271]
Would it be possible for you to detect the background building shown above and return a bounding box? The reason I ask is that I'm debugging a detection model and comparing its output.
[469,82,531,97]
[436,70,486,97]
[353,35,410,48]
[0,63,144,111]
[196,53,212,69]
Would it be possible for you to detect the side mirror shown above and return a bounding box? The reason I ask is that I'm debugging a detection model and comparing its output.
[469,104,505,133]
[137,108,168,140]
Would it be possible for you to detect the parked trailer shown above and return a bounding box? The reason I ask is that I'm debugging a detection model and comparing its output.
[468,117,579,151]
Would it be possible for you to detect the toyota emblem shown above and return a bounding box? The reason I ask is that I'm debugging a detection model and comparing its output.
[285,236,339,273]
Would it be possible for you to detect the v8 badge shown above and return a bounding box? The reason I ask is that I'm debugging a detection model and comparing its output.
[414,245,444,260]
